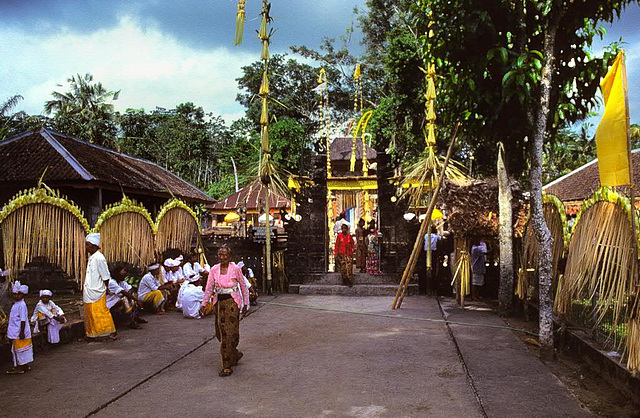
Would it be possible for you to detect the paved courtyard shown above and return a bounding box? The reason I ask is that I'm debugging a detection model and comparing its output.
[0,295,591,417]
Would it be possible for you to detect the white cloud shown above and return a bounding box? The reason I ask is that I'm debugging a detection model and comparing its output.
[0,16,255,122]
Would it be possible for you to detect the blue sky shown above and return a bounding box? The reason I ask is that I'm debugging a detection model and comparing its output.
[0,1,638,126]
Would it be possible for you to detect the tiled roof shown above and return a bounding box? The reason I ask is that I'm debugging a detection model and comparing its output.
[544,150,640,202]
[0,129,214,203]
[329,137,377,161]
[209,180,290,211]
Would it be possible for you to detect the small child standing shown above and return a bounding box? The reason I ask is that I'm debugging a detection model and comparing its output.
[7,281,33,374]
[31,289,66,344]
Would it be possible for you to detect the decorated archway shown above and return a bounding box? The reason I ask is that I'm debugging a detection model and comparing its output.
[93,196,156,268]
[155,198,200,255]
[0,186,90,286]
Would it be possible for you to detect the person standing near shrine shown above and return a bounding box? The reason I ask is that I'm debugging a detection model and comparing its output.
[201,245,249,377]
[471,238,489,301]
[366,220,381,275]
[83,233,117,341]
[335,223,355,287]
[355,219,367,273]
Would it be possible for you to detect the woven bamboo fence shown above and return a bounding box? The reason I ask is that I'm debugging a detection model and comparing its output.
[517,194,569,300]
[554,187,640,370]
[155,198,199,255]
[0,186,90,287]
[93,196,156,268]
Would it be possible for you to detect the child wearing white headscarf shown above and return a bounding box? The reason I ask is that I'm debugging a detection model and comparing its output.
[7,281,33,374]
[31,289,66,344]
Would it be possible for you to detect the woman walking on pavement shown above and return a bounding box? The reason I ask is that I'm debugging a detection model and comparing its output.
[201,245,249,377]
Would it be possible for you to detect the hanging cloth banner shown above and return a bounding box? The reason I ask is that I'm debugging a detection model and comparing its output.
[596,51,631,187]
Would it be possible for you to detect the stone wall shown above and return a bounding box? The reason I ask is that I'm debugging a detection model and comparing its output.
[17,257,78,293]
[285,155,328,284]
[376,152,411,278]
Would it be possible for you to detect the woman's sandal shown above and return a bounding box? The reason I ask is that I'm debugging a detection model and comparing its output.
[219,368,233,377]
[6,367,24,375]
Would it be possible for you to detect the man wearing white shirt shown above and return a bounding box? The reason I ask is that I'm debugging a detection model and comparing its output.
[138,263,171,314]
[83,233,117,341]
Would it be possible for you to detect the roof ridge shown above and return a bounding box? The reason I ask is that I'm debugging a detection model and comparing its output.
[544,148,640,190]
[46,129,211,200]
[40,128,94,181]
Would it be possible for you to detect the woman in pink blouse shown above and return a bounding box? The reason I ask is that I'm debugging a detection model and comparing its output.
[201,245,249,377]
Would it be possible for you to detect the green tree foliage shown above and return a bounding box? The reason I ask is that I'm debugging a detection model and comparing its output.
[117,103,243,196]
[44,73,120,147]
[543,124,597,183]
[412,0,626,177]
[0,95,26,140]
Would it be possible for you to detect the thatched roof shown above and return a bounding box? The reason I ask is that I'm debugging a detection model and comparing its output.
[440,178,528,238]
[208,180,290,212]
[0,128,214,204]
[330,137,377,161]
[544,149,640,202]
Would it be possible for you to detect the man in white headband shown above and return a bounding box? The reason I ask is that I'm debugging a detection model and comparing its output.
[83,233,117,341]
[138,263,171,314]
[31,289,66,344]
[7,281,33,374]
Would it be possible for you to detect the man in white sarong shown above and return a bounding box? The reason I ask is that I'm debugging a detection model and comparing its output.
[30,290,66,344]
[83,233,117,341]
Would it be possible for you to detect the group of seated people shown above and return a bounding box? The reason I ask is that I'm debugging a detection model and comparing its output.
[107,252,259,328]
[28,252,258,345]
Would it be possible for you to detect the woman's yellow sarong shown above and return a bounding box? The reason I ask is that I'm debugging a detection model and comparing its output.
[84,294,116,338]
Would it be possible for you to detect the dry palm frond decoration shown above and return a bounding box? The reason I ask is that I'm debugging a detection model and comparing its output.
[235,0,247,45]
[93,196,156,268]
[155,198,199,255]
[451,240,471,306]
[0,185,90,286]
[398,55,468,207]
[556,187,638,331]
[518,193,568,300]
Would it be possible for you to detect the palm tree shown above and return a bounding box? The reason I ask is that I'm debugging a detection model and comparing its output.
[631,124,640,148]
[0,94,26,140]
[44,73,120,147]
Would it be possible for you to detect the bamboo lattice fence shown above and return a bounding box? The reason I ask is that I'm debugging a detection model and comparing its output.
[0,187,90,287]
[155,199,200,255]
[93,196,156,268]
[555,188,640,369]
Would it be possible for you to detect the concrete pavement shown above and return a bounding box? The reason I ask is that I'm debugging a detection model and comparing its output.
[0,295,589,417]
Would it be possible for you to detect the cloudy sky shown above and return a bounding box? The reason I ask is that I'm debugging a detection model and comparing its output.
[1,1,638,125]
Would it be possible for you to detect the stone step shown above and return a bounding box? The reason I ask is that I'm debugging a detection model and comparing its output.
[305,272,398,285]
[289,283,419,296]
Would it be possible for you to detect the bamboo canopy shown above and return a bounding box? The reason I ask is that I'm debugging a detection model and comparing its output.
[518,194,569,300]
[155,198,200,255]
[0,185,90,286]
[93,196,156,268]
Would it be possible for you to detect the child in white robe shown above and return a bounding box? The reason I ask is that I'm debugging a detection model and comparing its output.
[7,281,33,374]
[30,289,66,344]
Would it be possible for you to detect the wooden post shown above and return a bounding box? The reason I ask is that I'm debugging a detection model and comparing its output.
[393,123,460,309]
[622,51,638,265]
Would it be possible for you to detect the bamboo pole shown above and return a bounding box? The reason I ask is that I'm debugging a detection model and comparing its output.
[393,123,460,309]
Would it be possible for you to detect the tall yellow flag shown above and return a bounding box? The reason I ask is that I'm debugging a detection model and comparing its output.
[596,51,631,186]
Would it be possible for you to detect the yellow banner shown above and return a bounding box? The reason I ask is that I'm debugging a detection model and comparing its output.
[596,51,630,186]
[327,178,377,191]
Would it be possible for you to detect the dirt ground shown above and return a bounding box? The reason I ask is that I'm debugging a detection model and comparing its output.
[503,311,640,418]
